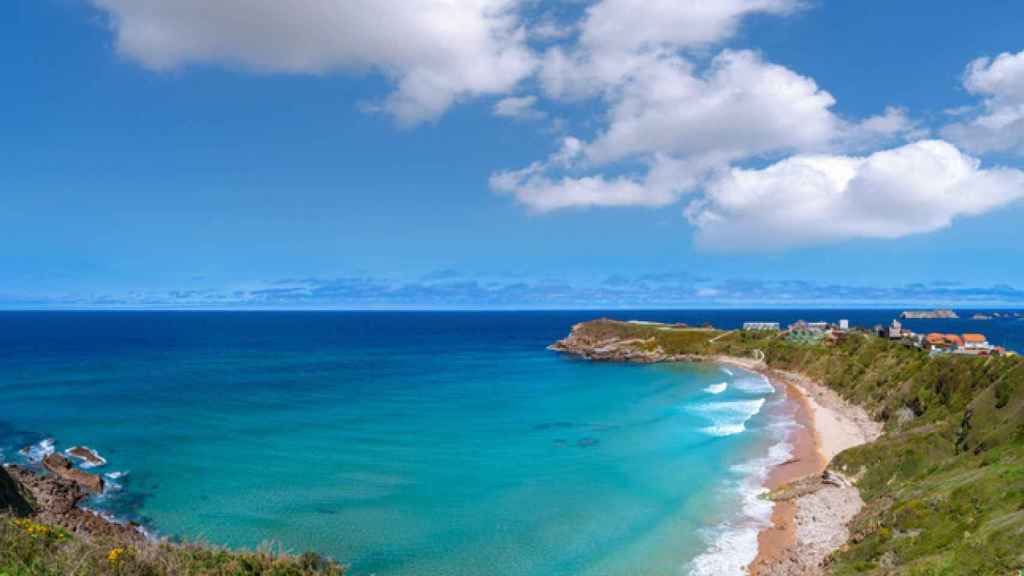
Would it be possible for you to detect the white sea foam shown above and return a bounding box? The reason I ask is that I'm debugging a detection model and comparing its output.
[689,437,793,575]
[691,399,766,437]
[704,382,728,395]
[688,384,798,576]
[101,471,127,494]
[702,423,747,436]
[721,367,734,376]
[733,373,775,395]
[18,438,55,462]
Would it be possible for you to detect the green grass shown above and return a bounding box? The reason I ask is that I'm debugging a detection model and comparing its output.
[0,516,343,576]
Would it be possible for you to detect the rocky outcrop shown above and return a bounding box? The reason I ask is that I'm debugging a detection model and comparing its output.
[43,453,104,493]
[0,465,35,517]
[3,463,144,544]
[548,319,698,363]
[65,446,107,468]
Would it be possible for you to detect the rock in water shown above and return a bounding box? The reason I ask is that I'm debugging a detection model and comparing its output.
[42,453,104,493]
[65,446,107,468]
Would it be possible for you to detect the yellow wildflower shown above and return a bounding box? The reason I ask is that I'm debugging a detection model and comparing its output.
[107,546,125,564]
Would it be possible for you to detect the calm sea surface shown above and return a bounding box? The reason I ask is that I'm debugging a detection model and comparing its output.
[0,310,1020,575]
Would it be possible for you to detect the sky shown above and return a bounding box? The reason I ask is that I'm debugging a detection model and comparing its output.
[3,0,1024,309]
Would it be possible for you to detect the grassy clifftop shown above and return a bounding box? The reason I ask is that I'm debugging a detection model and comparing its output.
[0,514,343,576]
[556,319,1024,575]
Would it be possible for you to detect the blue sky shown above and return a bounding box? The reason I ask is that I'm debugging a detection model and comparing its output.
[3,0,1024,308]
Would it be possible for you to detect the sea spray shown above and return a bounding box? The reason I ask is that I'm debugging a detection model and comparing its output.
[690,399,766,437]
[18,438,55,463]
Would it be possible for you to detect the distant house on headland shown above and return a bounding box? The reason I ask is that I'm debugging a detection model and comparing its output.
[962,333,989,350]
[743,322,780,331]
[888,320,904,339]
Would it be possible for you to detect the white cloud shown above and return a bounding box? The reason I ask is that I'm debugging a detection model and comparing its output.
[497,0,918,216]
[943,49,1024,155]
[496,49,918,212]
[88,0,535,124]
[585,50,840,164]
[578,0,801,56]
[493,95,544,120]
[686,140,1024,250]
[538,0,802,100]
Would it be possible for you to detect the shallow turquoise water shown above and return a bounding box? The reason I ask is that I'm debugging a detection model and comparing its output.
[0,312,794,575]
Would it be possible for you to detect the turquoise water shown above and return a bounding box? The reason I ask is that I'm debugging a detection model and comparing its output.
[0,312,798,575]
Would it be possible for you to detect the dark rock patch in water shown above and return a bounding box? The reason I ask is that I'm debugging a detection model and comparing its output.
[534,421,575,431]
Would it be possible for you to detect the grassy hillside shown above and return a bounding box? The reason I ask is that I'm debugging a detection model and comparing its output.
[566,320,1024,575]
[0,515,343,576]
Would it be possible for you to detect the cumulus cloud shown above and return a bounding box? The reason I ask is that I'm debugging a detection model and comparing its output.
[493,95,544,120]
[686,140,1024,250]
[88,0,535,124]
[943,49,1024,154]
[578,0,801,57]
[496,48,917,212]
[585,50,840,164]
[538,0,802,100]
[494,0,920,216]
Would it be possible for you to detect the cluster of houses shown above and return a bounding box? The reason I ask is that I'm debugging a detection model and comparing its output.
[876,319,1006,356]
[923,332,1005,356]
[742,319,850,345]
[742,318,1011,356]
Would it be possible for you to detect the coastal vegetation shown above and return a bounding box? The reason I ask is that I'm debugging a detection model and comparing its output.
[554,319,1024,575]
[2,456,343,576]
[0,513,343,576]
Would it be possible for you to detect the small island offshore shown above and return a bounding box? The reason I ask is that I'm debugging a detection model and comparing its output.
[550,318,1023,575]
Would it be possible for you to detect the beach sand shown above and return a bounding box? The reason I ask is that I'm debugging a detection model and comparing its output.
[723,362,882,576]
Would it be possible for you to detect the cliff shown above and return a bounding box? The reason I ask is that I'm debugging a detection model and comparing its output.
[551,319,1024,575]
[0,466,34,517]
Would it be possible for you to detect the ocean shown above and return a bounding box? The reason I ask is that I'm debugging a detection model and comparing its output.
[0,310,1020,575]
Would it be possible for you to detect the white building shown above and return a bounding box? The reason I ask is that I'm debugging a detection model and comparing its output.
[888,319,903,339]
[743,322,780,331]
[838,319,849,330]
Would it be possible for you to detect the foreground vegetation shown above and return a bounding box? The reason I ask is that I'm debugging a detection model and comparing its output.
[0,516,343,576]
[570,319,1024,575]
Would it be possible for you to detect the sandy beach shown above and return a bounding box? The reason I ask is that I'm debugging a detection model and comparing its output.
[715,358,882,576]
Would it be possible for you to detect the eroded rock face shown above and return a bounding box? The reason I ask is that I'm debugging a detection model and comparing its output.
[4,463,144,545]
[0,465,36,517]
[42,453,105,494]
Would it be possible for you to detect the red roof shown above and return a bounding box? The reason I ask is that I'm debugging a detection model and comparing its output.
[962,333,987,343]
[945,334,963,346]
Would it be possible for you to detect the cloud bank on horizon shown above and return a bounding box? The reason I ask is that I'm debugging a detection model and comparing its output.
[87,0,1024,251]
[9,274,1024,309]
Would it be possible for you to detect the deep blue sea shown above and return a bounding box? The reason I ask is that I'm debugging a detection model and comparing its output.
[0,310,1020,575]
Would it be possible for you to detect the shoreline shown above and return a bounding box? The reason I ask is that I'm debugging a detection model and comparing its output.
[750,375,824,574]
[732,362,881,576]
